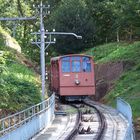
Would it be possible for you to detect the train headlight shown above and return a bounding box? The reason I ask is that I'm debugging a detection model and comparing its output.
[75,79,80,85]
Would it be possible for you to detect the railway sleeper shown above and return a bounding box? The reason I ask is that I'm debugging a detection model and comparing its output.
[81,115,95,122]
[79,126,94,134]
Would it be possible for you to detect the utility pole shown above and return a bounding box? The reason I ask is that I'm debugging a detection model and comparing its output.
[32,1,51,101]
[40,1,46,101]
[32,1,82,102]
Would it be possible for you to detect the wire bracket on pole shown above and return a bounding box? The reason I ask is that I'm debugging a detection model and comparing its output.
[0,17,36,21]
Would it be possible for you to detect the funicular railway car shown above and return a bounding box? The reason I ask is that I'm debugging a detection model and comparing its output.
[50,54,95,101]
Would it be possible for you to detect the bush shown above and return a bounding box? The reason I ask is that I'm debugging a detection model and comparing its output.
[0,47,41,112]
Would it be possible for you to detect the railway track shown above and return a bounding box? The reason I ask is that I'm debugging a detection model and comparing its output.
[32,97,128,140]
[64,104,81,140]
[56,94,106,140]
[57,99,128,140]
[84,98,129,140]
[64,102,106,140]
[83,101,106,140]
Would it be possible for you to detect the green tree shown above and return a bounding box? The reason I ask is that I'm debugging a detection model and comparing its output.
[47,0,95,54]
[1,0,140,59]
[111,0,140,41]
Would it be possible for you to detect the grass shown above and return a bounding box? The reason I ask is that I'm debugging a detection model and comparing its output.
[87,42,140,63]
[86,41,140,118]
[0,27,41,116]
[105,70,140,118]
[0,47,41,113]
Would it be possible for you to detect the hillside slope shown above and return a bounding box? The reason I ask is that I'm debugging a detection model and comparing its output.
[86,42,140,119]
[0,27,41,118]
[86,42,140,137]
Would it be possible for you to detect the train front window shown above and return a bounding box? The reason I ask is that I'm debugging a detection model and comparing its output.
[71,56,81,72]
[61,56,91,73]
[62,61,70,72]
[72,61,81,72]
[82,57,91,72]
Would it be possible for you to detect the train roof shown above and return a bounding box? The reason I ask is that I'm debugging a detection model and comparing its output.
[51,54,93,61]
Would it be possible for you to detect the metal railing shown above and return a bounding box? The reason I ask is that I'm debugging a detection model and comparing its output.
[0,94,54,137]
[117,97,136,140]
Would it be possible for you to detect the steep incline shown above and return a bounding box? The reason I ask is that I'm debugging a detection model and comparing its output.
[86,42,140,137]
[0,26,41,118]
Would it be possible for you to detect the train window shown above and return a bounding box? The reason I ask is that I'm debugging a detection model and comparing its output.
[62,61,70,72]
[82,57,91,72]
[72,61,81,72]
[82,57,90,61]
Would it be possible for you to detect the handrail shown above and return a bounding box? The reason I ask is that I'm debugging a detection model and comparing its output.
[0,94,54,136]
[117,97,135,140]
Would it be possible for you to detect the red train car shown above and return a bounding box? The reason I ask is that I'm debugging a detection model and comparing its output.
[50,54,95,101]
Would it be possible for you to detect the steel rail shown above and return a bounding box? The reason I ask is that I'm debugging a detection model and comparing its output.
[83,101,107,140]
[64,104,81,140]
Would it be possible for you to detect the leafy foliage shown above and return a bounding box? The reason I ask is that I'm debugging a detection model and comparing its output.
[0,45,41,112]
[0,0,140,59]
[47,0,95,54]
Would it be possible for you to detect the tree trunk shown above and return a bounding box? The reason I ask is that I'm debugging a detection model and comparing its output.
[129,27,133,42]
[23,22,27,38]
[105,37,108,43]
[117,29,120,42]
[17,0,23,16]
